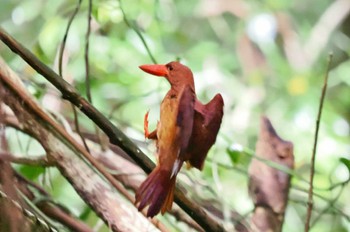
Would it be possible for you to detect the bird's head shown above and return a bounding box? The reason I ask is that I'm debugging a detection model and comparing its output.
[139,61,194,88]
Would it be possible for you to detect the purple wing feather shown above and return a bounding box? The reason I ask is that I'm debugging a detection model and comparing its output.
[186,94,224,170]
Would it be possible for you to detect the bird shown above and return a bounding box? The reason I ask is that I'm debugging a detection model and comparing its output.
[135,61,224,217]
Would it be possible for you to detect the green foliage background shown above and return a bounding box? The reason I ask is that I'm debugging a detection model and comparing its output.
[1,0,350,231]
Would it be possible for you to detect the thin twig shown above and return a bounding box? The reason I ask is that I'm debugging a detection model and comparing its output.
[58,0,90,152]
[72,106,90,152]
[58,0,90,153]
[58,0,82,76]
[206,157,248,176]
[310,181,346,227]
[84,0,105,152]
[304,54,333,232]
[119,0,157,64]
[292,185,350,221]
[85,0,92,103]
[0,152,54,166]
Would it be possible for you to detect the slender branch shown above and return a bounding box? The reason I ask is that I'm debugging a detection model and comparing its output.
[59,0,90,153]
[206,158,247,175]
[71,106,90,153]
[83,0,105,153]
[58,0,82,76]
[304,54,333,232]
[310,181,346,227]
[0,28,224,231]
[291,198,346,219]
[85,0,92,103]
[0,152,54,166]
[119,0,157,64]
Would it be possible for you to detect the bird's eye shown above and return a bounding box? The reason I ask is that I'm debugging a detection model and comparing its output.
[167,65,173,71]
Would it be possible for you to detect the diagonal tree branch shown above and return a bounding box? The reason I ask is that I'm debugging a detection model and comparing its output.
[0,56,159,232]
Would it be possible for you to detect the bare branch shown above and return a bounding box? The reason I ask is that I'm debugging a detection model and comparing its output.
[304,54,333,232]
[0,152,54,166]
[85,0,92,103]
[119,0,158,64]
[58,0,91,154]
[58,0,82,77]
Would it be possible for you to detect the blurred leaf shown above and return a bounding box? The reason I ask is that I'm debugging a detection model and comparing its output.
[226,146,242,165]
[19,165,45,180]
[287,75,308,96]
[79,206,92,221]
[96,1,122,24]
[38,16,65,58]
[340,157,350,174]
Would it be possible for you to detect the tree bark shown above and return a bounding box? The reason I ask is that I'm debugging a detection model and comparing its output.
[248,117,294,232]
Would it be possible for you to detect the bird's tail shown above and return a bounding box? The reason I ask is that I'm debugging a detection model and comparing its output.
[135,166,176,217]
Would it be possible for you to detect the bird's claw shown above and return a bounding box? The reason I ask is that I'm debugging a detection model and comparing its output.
[144,110,150,139]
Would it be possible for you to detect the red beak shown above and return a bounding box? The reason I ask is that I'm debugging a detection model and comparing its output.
[139,64,168,77]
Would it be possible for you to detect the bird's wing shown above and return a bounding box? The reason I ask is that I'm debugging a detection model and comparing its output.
[176,85,195,156]
[162,85,195,177]
[187,94,224,170]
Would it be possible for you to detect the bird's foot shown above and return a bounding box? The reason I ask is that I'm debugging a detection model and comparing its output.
[144,110,150,139]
